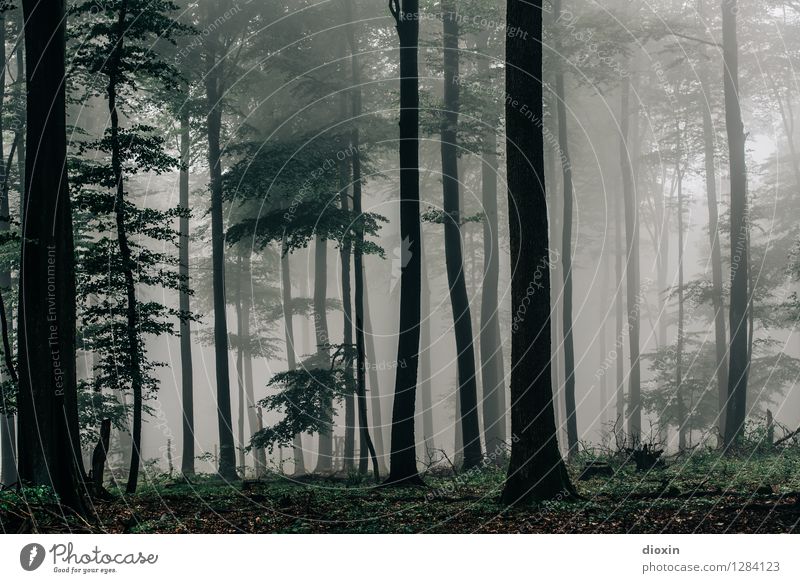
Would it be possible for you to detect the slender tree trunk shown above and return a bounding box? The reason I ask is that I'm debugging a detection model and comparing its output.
[501,0,575,505]
[103,1,144,494]
[363,275,388,473]
[386,0,423,485]
[700,73,729,442]
[178,109,195,477]
[613,174,625,437]
[17,0,85,512]
[281,238,305,475]
[351,137,380,481]
[339,158,356,473]
[205,39,237,480]
[312,234,332,472]
[239,253,265,476]
[599,251,609,430]
[476,35,506,460]
[235,251,246,475]
[553,0,578,458]
[723,0,749,448]
[620,75,641,443]
[0,11,17,488]
[676,156,687,450]
[418,235,434,462]
[440,1,482,471]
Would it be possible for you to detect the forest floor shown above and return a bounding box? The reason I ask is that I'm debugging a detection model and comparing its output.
[2,449,800,533]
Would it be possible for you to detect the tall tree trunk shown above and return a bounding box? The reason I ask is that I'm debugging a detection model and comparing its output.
[599,251,609,429]
[675,154,687,450]
[204,38,237,481]
[501,0,575,504]
[235,251,245,475]
[440,0,481,471]
[312,234,332,472]
[0,10,17,488]
[239,253,264,476]
[723,0,749,448]
[363,275,388,473]
[103,1,145,494]
[553,0,578,459]
[178,108,195,477]
[339,158,356,473]
[281,238,305,475]
[613,174,625,436]
[17,0,85,512]
[476,34,506,460]
[700,73,729,443]
[419,247,435,464]
[620,75,641,443]
[386,0,423,485]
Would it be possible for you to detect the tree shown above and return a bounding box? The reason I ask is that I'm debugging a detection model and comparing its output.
[475,32,506,462]
[386,0,423,485]
[439,0,482,471]
[620,63,641,443]
[70,0,188,494]
[501,0,576,505]
[16,0,85,512]
[722,0,750,448]
[203,8,237,480]
[178,105,195,477]
[553,0,578,458]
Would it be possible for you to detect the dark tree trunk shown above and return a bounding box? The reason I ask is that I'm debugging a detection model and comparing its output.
[17,0,86,512]
[0,11,17,488]
[553,0,578,459]
[204,40,237,481]
[339,158,355,473]
[178,108,195,477]
[91,419,111,497]
[419,242,434,462]
[700,75,729,443]
[501,0,575,505]
[235,251,246,475]
[280,239,305,475]
[239,252,265,476]
[440,0,482,471]
[722,0,749,448]
[620,76,641,443]
[675,154,687,450]
[101,0,144,495]
[386,0,423,485]
[363,276,388,473]
[312,234,332,472]
[477,35,506,461]
[352,133,380,481]
[343,7,381,479]
[613,172,625,435]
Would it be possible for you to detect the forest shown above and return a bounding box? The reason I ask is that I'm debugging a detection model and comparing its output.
[0,0,799,535]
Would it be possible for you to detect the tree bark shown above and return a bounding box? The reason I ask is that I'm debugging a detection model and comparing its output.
[0,10,17,488]
[476,36,506,462]
[178,108,195,477]
[281,238,305,475]
[501,0,575,505]
[363,275,388,473]
[312,234,332,472]
[440,0,482,471]
[553,0,578,459]
[700,74,729,442]
[17,0,86,512]
[204,37,237,481]
[386,0,423,485]
[339,157,356,473]
[620,75,641,443]
[722,0,749,448]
